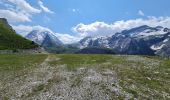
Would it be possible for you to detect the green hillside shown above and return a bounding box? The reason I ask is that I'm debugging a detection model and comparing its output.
[0,18,38,50]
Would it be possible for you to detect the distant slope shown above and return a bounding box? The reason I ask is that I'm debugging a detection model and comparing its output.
[0,18,38,50]
[77,47,115,54]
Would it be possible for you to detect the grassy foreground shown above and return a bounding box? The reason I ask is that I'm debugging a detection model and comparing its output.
[0,54,170,99]
[0,54,47,72]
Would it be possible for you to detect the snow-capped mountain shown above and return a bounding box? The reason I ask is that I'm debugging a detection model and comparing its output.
[79,36,110,49]
[120,25,166,37]
[78,25,170,56]
[26,30,63,47]
[25,25,170,56]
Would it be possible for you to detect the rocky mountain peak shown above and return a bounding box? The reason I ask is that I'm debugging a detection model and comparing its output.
[26,29,63,47]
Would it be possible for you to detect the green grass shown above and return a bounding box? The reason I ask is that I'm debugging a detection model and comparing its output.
[0,54,47,72]
[0,54,48,99]
[115,56,170,99]
[0,54,48,95]
[164,59,170,66]
[49,54,117,70]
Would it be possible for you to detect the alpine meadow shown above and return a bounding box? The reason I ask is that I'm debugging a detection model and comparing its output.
[0,0,170,100]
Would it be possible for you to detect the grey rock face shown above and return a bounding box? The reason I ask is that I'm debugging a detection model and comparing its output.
[41,34,63,47]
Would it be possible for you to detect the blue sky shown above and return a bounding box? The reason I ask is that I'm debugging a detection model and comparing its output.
[27,0,170,34]
[1,0,170,43]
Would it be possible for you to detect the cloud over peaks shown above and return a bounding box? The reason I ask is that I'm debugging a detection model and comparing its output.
[13,25,80,44]
[12,16,170,44]
[73,17,170,37]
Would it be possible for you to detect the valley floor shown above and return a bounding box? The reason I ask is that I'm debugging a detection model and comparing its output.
[0,54,170,100]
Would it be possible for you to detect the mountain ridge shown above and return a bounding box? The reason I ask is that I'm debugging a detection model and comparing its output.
[77,25,170,57]
[24,24,170,57]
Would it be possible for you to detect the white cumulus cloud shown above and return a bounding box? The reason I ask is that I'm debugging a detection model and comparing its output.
[12,25,52,36]
[0,0,41,23]
[72,22,118,37]
[73,17,170,37]
[7,0,41,13]
[38,0,54,14]
[55,33,80,44]
[0,9,31,22]
[0,0,54,23]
